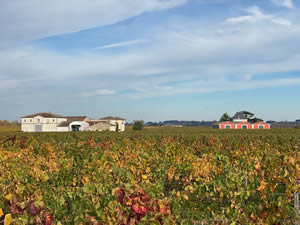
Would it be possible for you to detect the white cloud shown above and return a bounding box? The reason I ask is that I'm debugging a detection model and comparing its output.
[272,0,294,9]
[0,0,186,48]
[0,80,20,89]
[80,89,117,97]
[1,4,300,99]
[226,6,292,26]
[95,40,147,50]
[127,77,300,98]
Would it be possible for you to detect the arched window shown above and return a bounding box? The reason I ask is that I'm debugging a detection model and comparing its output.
[242,125,248,129]
[225,125,231,129]
[259,125,264,129]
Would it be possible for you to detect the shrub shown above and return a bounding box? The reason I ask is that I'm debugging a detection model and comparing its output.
[133,120,144,130]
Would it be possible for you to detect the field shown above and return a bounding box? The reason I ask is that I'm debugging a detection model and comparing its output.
[0,127,299,224]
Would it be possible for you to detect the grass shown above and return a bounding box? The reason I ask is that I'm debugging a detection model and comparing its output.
[0,125,21,132]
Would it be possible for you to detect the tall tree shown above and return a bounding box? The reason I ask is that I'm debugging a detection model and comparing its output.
[219,113,231,122]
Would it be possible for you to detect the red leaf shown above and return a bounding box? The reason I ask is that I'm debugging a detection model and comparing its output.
[116,188,125,205]
[8,202,23,215]
[28,201,43,215]
[44,212,53,225]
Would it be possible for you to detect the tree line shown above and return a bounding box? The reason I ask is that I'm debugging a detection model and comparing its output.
[0,120,20,126]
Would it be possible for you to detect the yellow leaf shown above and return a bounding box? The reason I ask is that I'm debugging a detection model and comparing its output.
[257,180,267,192]
[5,194,12,201]
[146,167,151,173]
[142,175,148,180]
[42,174,49,182]
[130,166,136,173]
[0,208,3,217]
[4,214,12,225]
[220,192,224,198]
[183,194,189,200]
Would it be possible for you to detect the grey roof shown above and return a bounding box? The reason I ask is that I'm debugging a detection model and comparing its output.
[57,116,88,127]
[65,116,88,121]
[22,112,63,118]
[57,121,71,127]
[99,116,125,121]
[232,111,253,120]
[86,120,113,126]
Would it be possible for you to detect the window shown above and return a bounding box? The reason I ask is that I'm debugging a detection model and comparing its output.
[30,119,32,122]
[259,125,264,129]
[37,119,40,122]
[24,119,26,122]
[242,125,248,129]
[225,125,231,129]
[53,119,55,122]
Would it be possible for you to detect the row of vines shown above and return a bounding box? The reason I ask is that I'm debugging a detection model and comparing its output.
[0,131,299,224]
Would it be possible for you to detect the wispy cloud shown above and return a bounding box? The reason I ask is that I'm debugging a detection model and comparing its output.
[0,0,186,49]
[226,6,292,26]
[1,1,300,115]
[95,40,147,50]
[80,89,117,97]
[0,80,20,89]
[271,0,294,9]
[125,77,300,98]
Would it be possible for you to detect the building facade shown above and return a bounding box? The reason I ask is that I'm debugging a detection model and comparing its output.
[21,113,125,132]
[216,111,270,129]
[218,121,270,129]
[99,116,126,132]
[22,113,70,132]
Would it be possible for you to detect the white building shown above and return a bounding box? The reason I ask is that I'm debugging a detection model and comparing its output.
[21,112,125,132]
[98,116,126,132]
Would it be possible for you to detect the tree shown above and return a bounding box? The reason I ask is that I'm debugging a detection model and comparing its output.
[0,120,10,126]
[133,120,144,131]
[11,120,20,125]
[219,113,231,122]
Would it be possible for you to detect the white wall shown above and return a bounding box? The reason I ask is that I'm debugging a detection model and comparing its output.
[57,127,69,132]
[101,119,125,132]
[21,116,67,132]
[69,121,89,131]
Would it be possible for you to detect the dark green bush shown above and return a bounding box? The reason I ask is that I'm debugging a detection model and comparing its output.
[132,120,144,130]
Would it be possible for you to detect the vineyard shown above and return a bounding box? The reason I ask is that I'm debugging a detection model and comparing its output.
[0,128,299,224]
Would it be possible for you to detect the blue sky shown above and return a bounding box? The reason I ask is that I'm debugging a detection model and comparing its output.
[0,0,300,122]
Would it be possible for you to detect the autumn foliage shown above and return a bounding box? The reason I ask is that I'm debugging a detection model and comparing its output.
[0,130,299,224]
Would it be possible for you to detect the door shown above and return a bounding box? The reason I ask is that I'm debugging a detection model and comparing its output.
[35,125,43,132]
[72,125,81,132]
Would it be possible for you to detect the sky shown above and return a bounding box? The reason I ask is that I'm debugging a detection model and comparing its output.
[0,0,300,122]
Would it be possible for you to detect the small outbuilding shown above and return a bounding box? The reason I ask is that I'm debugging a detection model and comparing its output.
[98,116,126,132]
[84,121,114,131]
